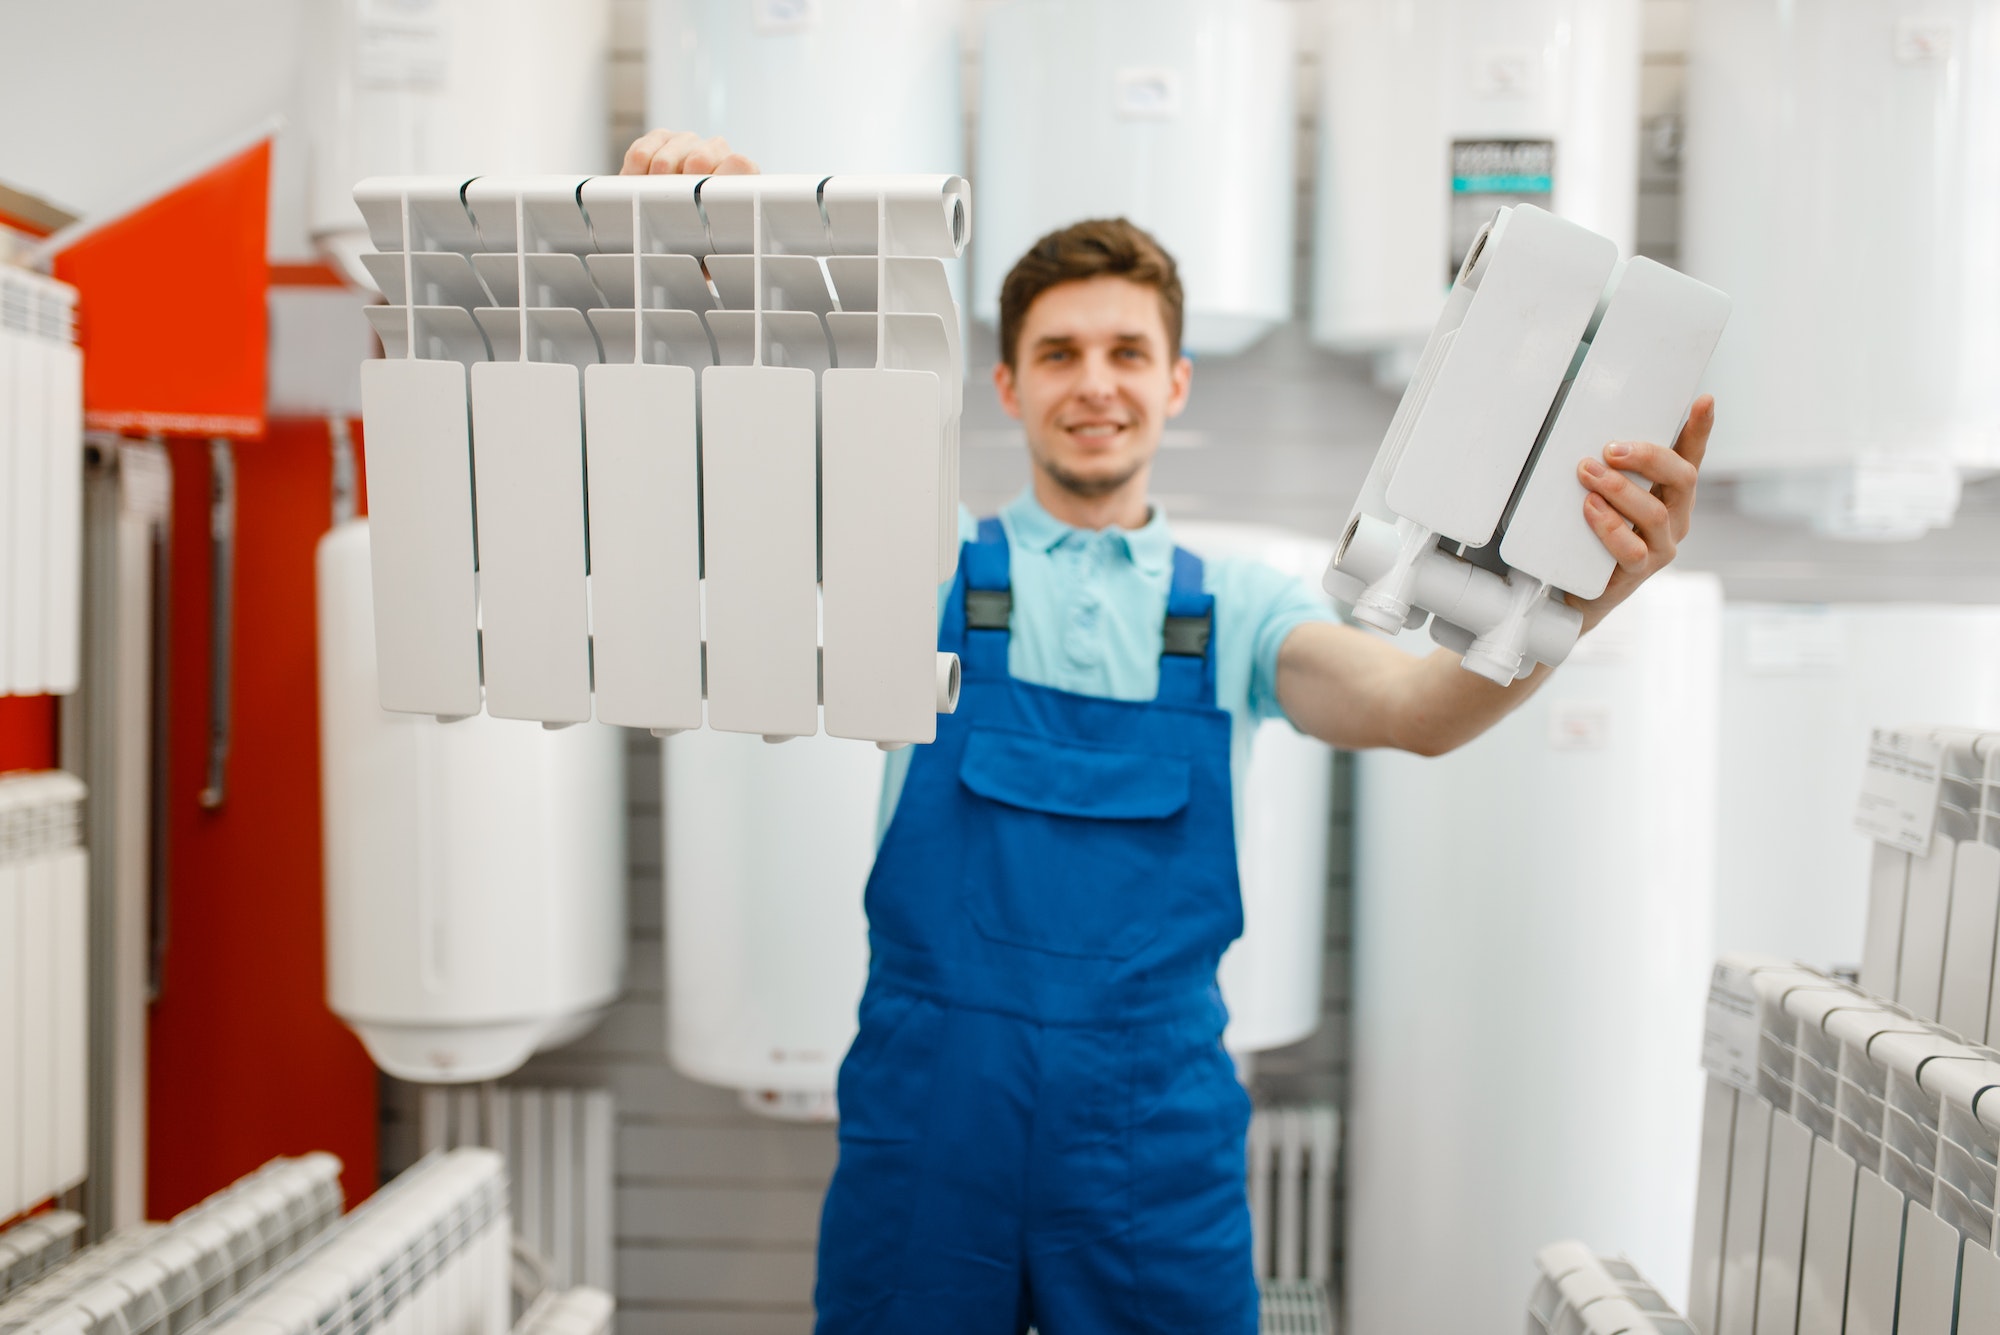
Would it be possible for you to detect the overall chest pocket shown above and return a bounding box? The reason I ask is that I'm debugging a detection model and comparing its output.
[957,727,1192,961]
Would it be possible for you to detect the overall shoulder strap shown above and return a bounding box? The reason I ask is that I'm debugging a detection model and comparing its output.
[1156,546,1217,706]
[944,517,1013,676]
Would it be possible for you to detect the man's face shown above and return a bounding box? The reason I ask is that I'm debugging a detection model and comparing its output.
[994,275,1193,499]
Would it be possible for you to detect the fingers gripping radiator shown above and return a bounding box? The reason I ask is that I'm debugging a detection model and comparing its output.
[353,173,970,746]
[1323,204,1730,684]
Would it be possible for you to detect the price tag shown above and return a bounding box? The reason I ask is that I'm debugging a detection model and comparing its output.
[1853,728,1943,856]
[1700,959,1760,1095]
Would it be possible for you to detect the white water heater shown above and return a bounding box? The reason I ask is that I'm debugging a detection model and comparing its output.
[1312,0,1640,377]
[303,0,612,285]
[1174,523,1337,1055]
[1715,604,2000,970]
[1346,571,1720,1335]
[974,0,1297,356]
[1682,0,2000,538]
[317,520,625,1083]
[663,726,884,1120]
[646,0,962,177]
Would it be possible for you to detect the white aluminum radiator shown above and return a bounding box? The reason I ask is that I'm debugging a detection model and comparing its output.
[1691,957,2000,1335]
[0,265,84,699]
[0,1154,341,1335]
[510,1286,611,1335]
[196,1149,509,1335]
[0,1214,82,1300]
[1528,1243,1695,1335]
[1248,1104,1339,1335]
[0,770,88,1220]
[418,1088,613,1292]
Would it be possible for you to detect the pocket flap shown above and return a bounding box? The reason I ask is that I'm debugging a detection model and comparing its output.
[958,727,1191,821]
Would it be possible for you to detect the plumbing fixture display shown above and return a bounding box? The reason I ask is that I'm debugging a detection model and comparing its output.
[0,770,87,1221]
[1690,958,2000,1335]
[1321,203,1729,684]
[663,727,884,1120]
[1683,0,2000,539]
[304,0,611,288]
[1174,523,1337,1055]
[317,521,625,1084]
[1715,605,2000,970]
[1348,571,1721,1335]
[0,267,83,697]
[353,172,969,745]
[0,1154,343,1335]
[1528,1244,1695,1335]
[974,0,1296,356]
[647,0,961,179]
[1313,0,1641,376]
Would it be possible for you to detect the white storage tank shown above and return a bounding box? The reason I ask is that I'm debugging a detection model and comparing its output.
[1346,571,1721,1335]
[303,0,613,285]
[1716,603,2000,968]
[646,0,962,176]
[1174,522,1337,1055]
[974,0,1297,356]
[1312,0,1640,378]
[317,520,626,1083]
[1682,0,2000,538]
[663,727,884,1120]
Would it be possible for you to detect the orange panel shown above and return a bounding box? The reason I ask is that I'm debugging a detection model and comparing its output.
[51,141,270,440]
[146,420,377,1216]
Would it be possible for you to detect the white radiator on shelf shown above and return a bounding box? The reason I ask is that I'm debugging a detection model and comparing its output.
[352,171,969,745]
[1528,1243,1696,1335]
[0,770,88,1222]
[194,1149,510,1335]
[416,1086,614,1292]
[0,1212,83,1299]
[0,265,84,699]
[1248,1105,1339,1335]
[1690,956,2000,1335]
[0,1154,343,1335]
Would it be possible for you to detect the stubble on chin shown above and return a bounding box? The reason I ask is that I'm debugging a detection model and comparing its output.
[1039,454,1145,500]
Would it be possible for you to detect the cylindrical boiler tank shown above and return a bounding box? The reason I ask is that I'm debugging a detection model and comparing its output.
[1681,0,2000,537]
[663,726,884,1120]
[646,0,962,177]
[1345,571,1721,1335]
[1312,0,1640,378]
[974,0,1298,356]
[302,0,613,285]
[317,520,626,1084]
[1174,522,1338,1055]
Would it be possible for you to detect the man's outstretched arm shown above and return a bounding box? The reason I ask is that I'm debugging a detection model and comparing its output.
[1276,397,1714,756]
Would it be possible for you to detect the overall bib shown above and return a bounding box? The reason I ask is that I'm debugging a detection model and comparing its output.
[814,520,1257,1335]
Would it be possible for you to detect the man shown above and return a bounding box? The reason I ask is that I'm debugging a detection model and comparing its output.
[624,130,1713,1334]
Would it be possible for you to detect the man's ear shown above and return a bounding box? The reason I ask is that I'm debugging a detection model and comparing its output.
[1164,354,1194,419]
[993,360,1024,421]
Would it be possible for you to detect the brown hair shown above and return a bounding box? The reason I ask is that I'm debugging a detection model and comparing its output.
[997,217,1185,368]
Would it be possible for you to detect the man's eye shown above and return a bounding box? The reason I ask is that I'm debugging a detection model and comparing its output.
[1042,349,1071,363]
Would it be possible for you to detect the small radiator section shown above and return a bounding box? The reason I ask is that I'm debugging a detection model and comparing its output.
[196,1149,510,1335]
[0,1154,341,1335]
[0,771,89,1221]
[419,1086,615,1291]
[513,1286,613,1335]
[1528,1243,1694,1334]
[0,1211,83,1299]
[1248,1104,1339,1335]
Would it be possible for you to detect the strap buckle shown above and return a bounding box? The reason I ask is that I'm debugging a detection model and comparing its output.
[1162,613,1212,658]
[965,588,1013,631]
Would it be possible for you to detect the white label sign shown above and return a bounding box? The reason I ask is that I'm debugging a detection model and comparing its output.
[1700,959,1760,1095]
[754,0,820,35]
[1854,728,1943,855]
[1114,68,1183,119]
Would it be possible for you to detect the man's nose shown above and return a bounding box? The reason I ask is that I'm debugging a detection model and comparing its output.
[1073,350,1119,402]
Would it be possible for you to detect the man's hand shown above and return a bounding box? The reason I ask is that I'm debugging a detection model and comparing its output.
[621,130,759,177]
[1569,394,1714,632]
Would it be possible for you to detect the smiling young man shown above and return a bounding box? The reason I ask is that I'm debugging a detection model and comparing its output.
[625,130,1714,1335]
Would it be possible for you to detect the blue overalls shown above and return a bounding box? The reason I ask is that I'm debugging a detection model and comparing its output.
[815,520,1257,1334]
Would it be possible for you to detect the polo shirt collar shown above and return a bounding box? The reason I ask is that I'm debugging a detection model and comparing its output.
[1001,488,1174,576]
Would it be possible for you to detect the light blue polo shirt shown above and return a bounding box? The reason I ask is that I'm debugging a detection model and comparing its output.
[878,489,1340,836]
